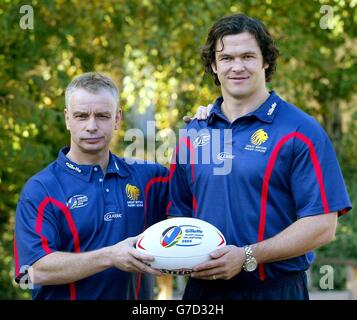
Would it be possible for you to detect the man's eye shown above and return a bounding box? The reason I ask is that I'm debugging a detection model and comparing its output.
[76,115,87,119]
[97,115,110,119]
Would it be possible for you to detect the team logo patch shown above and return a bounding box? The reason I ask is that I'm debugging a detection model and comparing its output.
[160,224,203,248]
[244,129,269,153]
[250,129,269,146]
[126,184,140,201]
[126,183,143,207]
[66,195,88,209]
[193,133,211,148]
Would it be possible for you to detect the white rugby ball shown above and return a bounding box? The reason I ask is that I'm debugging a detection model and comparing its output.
[135,217,226,275]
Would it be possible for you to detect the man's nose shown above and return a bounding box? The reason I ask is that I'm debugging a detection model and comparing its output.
[86,116,98,132]
[231,59,245,72]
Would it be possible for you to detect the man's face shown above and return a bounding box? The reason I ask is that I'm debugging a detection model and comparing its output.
[64,88,121,155]
[212,32,268,100]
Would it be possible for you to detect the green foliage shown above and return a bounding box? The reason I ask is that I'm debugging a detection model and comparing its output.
[0,0,356,299]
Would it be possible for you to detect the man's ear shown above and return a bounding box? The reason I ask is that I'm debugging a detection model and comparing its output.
[64,108,70,130]
[211,62,217,74]
[114,109,122,130]
[263,62,269,70]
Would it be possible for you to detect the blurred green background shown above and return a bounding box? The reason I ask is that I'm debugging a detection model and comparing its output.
[0,0,356,299]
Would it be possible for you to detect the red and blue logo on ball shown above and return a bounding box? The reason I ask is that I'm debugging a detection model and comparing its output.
[160,226,183,248]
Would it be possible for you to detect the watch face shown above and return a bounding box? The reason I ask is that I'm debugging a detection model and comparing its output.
[246,260,257,272]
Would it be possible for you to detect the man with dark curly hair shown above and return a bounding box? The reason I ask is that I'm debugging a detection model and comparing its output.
[168,13,351,299]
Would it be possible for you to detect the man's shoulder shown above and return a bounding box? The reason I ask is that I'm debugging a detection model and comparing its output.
[175,119,210,147]
[184,118,209,131]
[20,160,58,199]
[277,97,324,132]
[274,97,332,149]
[111,154,169,179]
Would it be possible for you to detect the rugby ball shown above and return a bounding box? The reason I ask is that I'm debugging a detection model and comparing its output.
[135,217,226,275]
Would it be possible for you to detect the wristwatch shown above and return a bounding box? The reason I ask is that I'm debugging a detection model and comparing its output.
[243,245,258,272]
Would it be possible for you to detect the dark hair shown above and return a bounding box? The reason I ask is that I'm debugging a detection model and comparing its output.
[201,13,279,85]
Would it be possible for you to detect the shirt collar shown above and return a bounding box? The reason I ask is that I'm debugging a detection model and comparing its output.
[208,96,226,124]
[57,147,130,181]
[107,153,130,178]
[251,91,280,123]
[208,91,281,125]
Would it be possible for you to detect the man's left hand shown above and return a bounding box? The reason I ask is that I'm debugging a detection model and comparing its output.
[190,245,245,280]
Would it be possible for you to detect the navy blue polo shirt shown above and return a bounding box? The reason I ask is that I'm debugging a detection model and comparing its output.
[14,148,169,300]
[168,91,351,283]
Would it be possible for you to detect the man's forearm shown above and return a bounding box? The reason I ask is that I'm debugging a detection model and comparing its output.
[251,212,337,264]
[30,246,113,285]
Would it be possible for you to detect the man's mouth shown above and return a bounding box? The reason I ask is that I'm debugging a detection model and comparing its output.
[81,137,104,143]
[229,76,249,82]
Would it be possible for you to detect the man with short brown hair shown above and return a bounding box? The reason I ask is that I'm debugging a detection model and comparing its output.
[14,72,168,300]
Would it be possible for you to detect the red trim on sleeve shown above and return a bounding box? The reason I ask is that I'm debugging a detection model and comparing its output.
[258,132,330,281]
[35,196,81,300]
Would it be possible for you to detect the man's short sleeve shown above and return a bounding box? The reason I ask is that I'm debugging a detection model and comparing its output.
[290,121,352,219]
[168,138,195,218]
[14,179,61,282]
[147,164,170,224]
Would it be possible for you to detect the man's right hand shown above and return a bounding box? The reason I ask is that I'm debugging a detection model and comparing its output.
[109,235,162,276]
[29,235,161,286]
